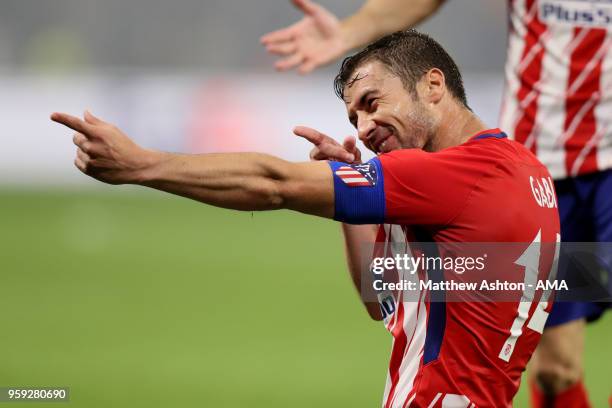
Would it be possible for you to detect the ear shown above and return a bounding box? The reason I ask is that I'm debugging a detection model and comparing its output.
[421,68,446,105]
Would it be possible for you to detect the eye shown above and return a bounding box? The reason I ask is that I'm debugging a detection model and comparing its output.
[367,98,377,110]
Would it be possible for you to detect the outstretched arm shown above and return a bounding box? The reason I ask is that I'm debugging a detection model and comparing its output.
[343,0,445,51]
[51,111,334,218]
[261,0,445,74]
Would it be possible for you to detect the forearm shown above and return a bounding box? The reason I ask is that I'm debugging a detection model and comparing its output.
[139,151,334,217]
[50,111,336,217]
[341,0,445,50]
[342,223,382,320]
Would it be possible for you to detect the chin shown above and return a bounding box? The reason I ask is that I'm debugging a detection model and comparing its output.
[379,138,402,153]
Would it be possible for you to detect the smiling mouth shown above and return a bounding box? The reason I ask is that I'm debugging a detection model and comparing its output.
[371,127,394,153]
[373,138,389,153]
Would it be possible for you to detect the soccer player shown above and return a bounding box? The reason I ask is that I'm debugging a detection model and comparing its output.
[52,31,560,407]
[262,1,611,406]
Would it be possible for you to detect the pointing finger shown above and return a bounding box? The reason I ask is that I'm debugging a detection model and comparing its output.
[293,126,326,145]
[51,112,93,135]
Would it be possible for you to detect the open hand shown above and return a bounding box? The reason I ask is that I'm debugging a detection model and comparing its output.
[260,0,348,74]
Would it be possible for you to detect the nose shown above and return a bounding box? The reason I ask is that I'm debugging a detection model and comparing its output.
[356,112,376,143]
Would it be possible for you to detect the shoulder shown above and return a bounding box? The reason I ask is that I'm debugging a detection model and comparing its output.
[376,140,503,180]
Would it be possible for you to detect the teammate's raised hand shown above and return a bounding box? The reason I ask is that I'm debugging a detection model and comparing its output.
[294,125,361,163]
[260,0,348,74]
[50,111,154,185]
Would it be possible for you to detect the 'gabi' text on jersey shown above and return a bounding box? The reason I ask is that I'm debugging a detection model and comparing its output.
[530,175,558,208]
[328,129,561,408]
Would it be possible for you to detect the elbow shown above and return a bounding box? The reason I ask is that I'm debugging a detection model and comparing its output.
[251,180,286,211]
[365,303,384,321]
[251,156,292,211]
[266,186,285,210]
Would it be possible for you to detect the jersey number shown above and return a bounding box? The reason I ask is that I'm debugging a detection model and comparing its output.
[498,230,561,362]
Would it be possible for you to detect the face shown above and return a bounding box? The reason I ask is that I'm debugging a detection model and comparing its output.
[343,60,436,154]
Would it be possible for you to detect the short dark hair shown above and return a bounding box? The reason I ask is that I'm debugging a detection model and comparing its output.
[334,29,469,108]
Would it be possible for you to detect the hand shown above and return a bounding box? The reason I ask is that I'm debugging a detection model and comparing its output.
[294,125,362,163]
[260,0,348,74]
[50,111,155,185]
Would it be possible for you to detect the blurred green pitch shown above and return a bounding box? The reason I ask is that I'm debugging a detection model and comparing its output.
[1,188,609,407]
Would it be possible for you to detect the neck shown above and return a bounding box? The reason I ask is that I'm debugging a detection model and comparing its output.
[427,102,488,152]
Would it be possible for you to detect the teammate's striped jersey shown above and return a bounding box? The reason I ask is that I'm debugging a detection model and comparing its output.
[500,0,612,179]
[328,130,560,407]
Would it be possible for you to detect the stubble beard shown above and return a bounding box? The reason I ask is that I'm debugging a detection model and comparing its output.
[403,101,437,151]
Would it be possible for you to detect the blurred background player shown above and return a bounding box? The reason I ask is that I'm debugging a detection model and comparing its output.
[52,30,561,406]
[262,1,611,407]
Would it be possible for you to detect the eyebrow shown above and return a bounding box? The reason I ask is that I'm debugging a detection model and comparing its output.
[347,72,368,91]
[343,72,369,102]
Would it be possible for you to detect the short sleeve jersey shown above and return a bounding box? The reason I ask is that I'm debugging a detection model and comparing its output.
[328,129,561,407]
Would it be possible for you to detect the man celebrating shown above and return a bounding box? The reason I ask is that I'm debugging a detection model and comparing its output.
[263,2,612,405]
[52,31,559,407]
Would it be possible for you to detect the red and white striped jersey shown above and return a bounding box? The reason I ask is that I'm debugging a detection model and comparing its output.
[328,131,561,407]
[500,0,612,179]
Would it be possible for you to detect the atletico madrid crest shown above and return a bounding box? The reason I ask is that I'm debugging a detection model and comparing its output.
[334,163,377,187]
